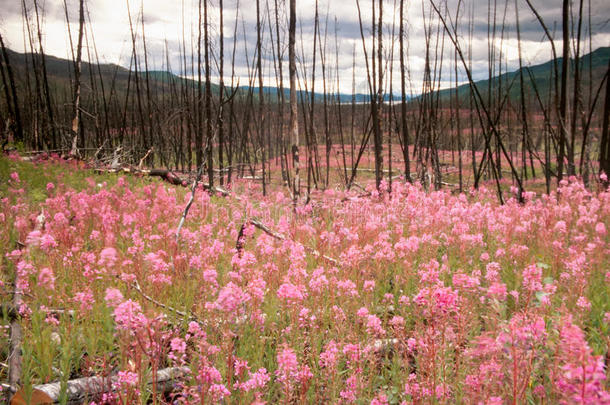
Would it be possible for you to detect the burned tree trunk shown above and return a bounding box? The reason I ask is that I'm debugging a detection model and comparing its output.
[70,0,85,156]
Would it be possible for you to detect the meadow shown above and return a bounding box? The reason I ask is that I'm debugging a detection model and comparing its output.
[1,153,609,404]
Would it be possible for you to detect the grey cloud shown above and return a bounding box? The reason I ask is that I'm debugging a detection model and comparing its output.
[1,0,609,95]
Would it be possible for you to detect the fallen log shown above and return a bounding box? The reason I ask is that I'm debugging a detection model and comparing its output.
[6,314,21,399]
[6,211,45,401]
[93,167,231,197]
[10,366,190,405]
[145,169,185,186]
[0,303,74,321]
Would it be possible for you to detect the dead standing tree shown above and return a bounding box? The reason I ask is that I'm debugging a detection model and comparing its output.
[204,0,213,187]
[289,0,300,208]
[399,0,411,183]
[429,0,524,203]
[0,33,24,146]
[600,57,610,186]
[355,0,383,191]
[69,0,85,157]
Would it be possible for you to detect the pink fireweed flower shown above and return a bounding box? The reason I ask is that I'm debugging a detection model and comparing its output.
[366,314,386,336]
[37,267,55,290]
[216,282,250,313]
[277,282,304,303]
[522,263,543,292]
[399,295,410,306]
[144,251,169,273]
[208,384,231,402]
[308,267,329,293]
[363,280,376,292]
[73,289,95,312]
[319,340,339,370]
[198,365,222,386]
[576,296,592,311]
[113,299,146,330]
[554,220,567,234]
[275,346,299,386]
[115,371,139,387]
[239,368,270,392]
[414,285,459,316]
[407,337,417,352]
[389,315,405,330]
[452,272,480,291]
[99,247,118,267]
[485,262,501,282]
[371,392,389,405]
[343,344,361,364]
[487,282,507,301]
[39,234,57,252]
[595,222,607,236]
[202,268,218,287]
[104,288,124,307]
[340,375,358,403]
[168,337,186,363]
[556,320,610,403]
[25,230,42,247]
[356,307,369,318]
[298,307,315,328]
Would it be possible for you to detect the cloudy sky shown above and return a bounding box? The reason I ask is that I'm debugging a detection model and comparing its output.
[1,0,609,94]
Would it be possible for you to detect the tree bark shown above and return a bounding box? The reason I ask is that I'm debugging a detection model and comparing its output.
[600,58,610,187]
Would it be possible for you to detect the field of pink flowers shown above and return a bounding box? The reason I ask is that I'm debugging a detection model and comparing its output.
[1,155,609,404]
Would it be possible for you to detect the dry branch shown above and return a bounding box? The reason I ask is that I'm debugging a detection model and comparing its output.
[138,147,154,169]
[237,218,340,267]
[176,163,205,241]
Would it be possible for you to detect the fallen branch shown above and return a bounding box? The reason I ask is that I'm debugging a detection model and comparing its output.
[10,366,190,405]
[176,163,205,241]
[237,218,341,267]
[131,280,203,326]
[341,192,372,202]
[241,176,263,181]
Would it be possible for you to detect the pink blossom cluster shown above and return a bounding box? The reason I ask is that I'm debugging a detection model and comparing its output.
[2,162,608,404]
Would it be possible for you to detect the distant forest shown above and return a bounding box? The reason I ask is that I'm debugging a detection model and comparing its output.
[1,0,609,202]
